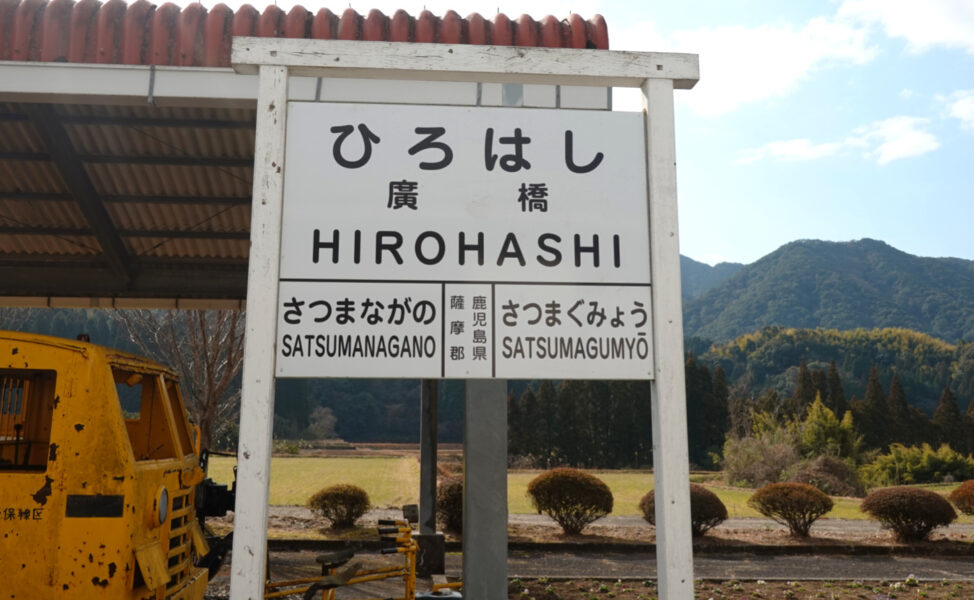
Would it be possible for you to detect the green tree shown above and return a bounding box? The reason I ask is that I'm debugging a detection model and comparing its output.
[933,386,965,451]
[852,365,888,450]
[787,359,816,419]
[811,368,828,408]
[886,373,911,445]
[826,360,848,417]
[685,355,719,468]
[508,389,524,458]
[753,388,782,420]
[712,366,731,440]
[554,381,582,466]
[535,380,558,467]
[798,394,862,462]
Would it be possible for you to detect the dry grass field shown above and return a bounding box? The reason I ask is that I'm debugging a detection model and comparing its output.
[207,454,971,523]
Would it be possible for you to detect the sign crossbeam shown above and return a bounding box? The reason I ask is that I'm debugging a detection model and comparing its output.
[231,36,698,600]
[232,37,699,89]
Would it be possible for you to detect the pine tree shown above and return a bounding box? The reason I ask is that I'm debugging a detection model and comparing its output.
[554,381,582,466]
[826,360,848,417]
[753,389,781,419]
[886,373,911,445]
[712,366,731,442]
[517,388,540,458]
[811,368,828,410]
[852,365,888,449]
[507,390,521,456]
[685,355,718,468]
[932,386,965,451]
[535,380,558,467]
[786,359,816,419]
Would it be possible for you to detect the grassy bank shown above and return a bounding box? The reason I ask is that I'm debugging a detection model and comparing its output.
[207,456,971,521]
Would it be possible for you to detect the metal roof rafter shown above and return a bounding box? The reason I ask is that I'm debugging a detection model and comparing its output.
[0,151,253,168]
[24,103,133,283]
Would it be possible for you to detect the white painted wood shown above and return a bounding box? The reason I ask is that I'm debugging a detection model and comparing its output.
[523,84,557,108]
[229,64,289,600]
[561,85,611,110]
[643,77,694,600]
[317,77,476,105]
[0,61,316,106]
[232,38,700,89]
[480,83,504,106]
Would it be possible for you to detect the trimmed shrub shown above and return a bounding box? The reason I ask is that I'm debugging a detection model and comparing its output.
[788,456,865,498]
[436,478,463,533]
[307,484,370,529]
[527,468,613,535]
[747,482,833,538]
[948,479,974,515]
[861,487,957,542]
[639,483,728,537]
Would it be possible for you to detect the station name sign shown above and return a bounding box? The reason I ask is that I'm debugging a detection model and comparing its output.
[276,102,653,379]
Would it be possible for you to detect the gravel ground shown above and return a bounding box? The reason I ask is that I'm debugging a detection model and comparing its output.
[201,509,974,599]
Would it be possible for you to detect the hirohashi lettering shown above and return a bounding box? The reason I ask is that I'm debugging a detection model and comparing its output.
[311,229,622,269]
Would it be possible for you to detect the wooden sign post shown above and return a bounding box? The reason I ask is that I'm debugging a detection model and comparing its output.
[231,38,698,600]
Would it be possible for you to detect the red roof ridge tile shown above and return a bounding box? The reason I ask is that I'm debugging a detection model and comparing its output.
[0,0,609,67]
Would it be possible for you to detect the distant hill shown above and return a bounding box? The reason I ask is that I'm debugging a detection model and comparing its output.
[681,255,743,301]
[701,326,974,415]
[683,239,974,344]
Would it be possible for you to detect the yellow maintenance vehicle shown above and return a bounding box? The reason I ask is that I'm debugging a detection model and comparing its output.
[0,330,232,599]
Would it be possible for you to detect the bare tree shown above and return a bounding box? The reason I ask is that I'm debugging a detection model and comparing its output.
[111,309,245,451]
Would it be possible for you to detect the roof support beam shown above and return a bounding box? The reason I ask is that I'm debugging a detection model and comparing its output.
[0,192,251,206]
[0,225,249,240]
[0,151,253,168]
[0,261,247,298]
[24,103,133,283]
[1,112,254,129]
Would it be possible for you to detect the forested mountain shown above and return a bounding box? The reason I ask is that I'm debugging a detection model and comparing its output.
[4,238,974,450]
[680,255,743,301]
[700,326,974,416]
[683,239,974,343]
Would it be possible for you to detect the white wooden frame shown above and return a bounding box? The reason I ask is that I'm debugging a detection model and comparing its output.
[231,37,698,600]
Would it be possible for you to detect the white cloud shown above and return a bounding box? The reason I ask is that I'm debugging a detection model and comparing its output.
[899,88,914,100]
[737,116,938,165]
[612,17,876,116]
[853,117,940,164]
[736,139,845,164]
[941,90,974,132]
[839,0,974,54]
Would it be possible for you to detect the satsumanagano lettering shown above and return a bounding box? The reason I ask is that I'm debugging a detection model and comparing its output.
[313,229,622,269]
[501,335,649,360]
[281,333,436,359]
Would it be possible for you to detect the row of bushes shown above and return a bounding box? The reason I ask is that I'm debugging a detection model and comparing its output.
[307,473,974,544]
[724,418,974,492]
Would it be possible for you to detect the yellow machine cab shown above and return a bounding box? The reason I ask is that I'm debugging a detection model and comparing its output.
[0,330,213,599]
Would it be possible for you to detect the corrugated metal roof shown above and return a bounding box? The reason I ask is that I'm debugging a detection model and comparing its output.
[0,1,609,67]
[0,1,610,301]
[0,100,255,276]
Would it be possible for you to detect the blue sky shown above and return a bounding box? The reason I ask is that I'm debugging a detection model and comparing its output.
[206,0,974,266]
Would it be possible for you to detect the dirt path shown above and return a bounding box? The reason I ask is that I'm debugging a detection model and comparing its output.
[205,549,974,599]
[252,506,974,547]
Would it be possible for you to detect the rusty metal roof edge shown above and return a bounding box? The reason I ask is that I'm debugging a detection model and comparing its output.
[0,1,610,68]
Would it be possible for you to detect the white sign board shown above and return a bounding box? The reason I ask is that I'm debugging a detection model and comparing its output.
[276,102,653,379]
